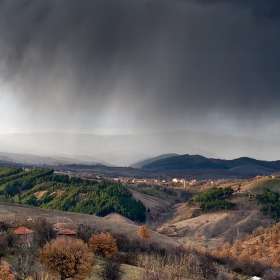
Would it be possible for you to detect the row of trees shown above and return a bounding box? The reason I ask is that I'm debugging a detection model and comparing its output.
[0,168,54,197]
[0,167,22,179]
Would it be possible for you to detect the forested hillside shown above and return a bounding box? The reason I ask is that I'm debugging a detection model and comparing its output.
[0,167,146,222]
[192,186,236,213]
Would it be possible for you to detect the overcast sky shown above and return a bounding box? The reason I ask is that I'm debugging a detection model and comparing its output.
[0,0,280,139]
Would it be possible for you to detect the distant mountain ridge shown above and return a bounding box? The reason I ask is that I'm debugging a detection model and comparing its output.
[141,154,280,178]
[142,155,280,170]
[131,153,179,168]
[0,151,108,166]
[0,131,280,166]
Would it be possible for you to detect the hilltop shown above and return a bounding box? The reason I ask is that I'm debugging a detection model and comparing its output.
[140,154,280,179]
[131,153,178,168]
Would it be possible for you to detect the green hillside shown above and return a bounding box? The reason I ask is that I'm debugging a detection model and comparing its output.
[250,178,280,193]
[0,167,146,222]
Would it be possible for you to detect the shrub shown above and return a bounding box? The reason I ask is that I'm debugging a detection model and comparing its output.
[88,232,117,257]
[39,236,93,280]
[137,225,150,240]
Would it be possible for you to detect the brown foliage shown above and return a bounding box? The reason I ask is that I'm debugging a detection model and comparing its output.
[223,242,231,251]
[271,252,279,264]
[238,252,251,263]
[88,232,117,257]
[232,240,242,255]
[210,249,220,258]
[259,235,265,243]
[220,249,233,260]
[215,222,280,268]
[195,246,207,254]
[39,236,93,280]
[137,225,150,240]
[0,265,14,280]
[248,245,256,256]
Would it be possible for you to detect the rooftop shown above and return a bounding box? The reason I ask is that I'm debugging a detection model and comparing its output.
[14,227,34,235]
[58,228,76,235]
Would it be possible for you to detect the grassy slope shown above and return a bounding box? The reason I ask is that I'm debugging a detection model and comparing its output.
[128,185,180,203]
[87,257,142,280]
[0,196,178,248]
[248,178,280,193]
[155,177,278,247]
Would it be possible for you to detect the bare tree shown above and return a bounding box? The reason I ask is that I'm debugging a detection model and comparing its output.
[11,244,40,280]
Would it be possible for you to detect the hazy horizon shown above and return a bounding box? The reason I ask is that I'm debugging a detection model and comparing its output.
[0,0,280,159]
[1,131,280,166]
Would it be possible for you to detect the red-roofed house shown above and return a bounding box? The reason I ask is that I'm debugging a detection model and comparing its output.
[13,226,34,246]
[53,222,76,230]
[58,228,76,236]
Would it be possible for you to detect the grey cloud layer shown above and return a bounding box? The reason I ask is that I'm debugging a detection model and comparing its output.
[0,0,280,133]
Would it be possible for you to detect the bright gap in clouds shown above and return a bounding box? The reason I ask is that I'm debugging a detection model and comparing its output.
[0,84,24,134]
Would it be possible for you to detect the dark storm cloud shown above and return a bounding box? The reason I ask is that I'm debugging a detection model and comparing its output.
[194,0,280,20]
[0,0,280,133]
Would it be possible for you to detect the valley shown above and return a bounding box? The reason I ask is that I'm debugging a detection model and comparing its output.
[0,162,280,279]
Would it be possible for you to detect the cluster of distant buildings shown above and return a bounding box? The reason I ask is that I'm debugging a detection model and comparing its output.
[80,174,207,189]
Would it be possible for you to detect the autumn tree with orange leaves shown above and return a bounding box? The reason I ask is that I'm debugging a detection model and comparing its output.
[39,236,93,280]
[137,225,150,240]
[0,265,14,280]
[88,232,117,258]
